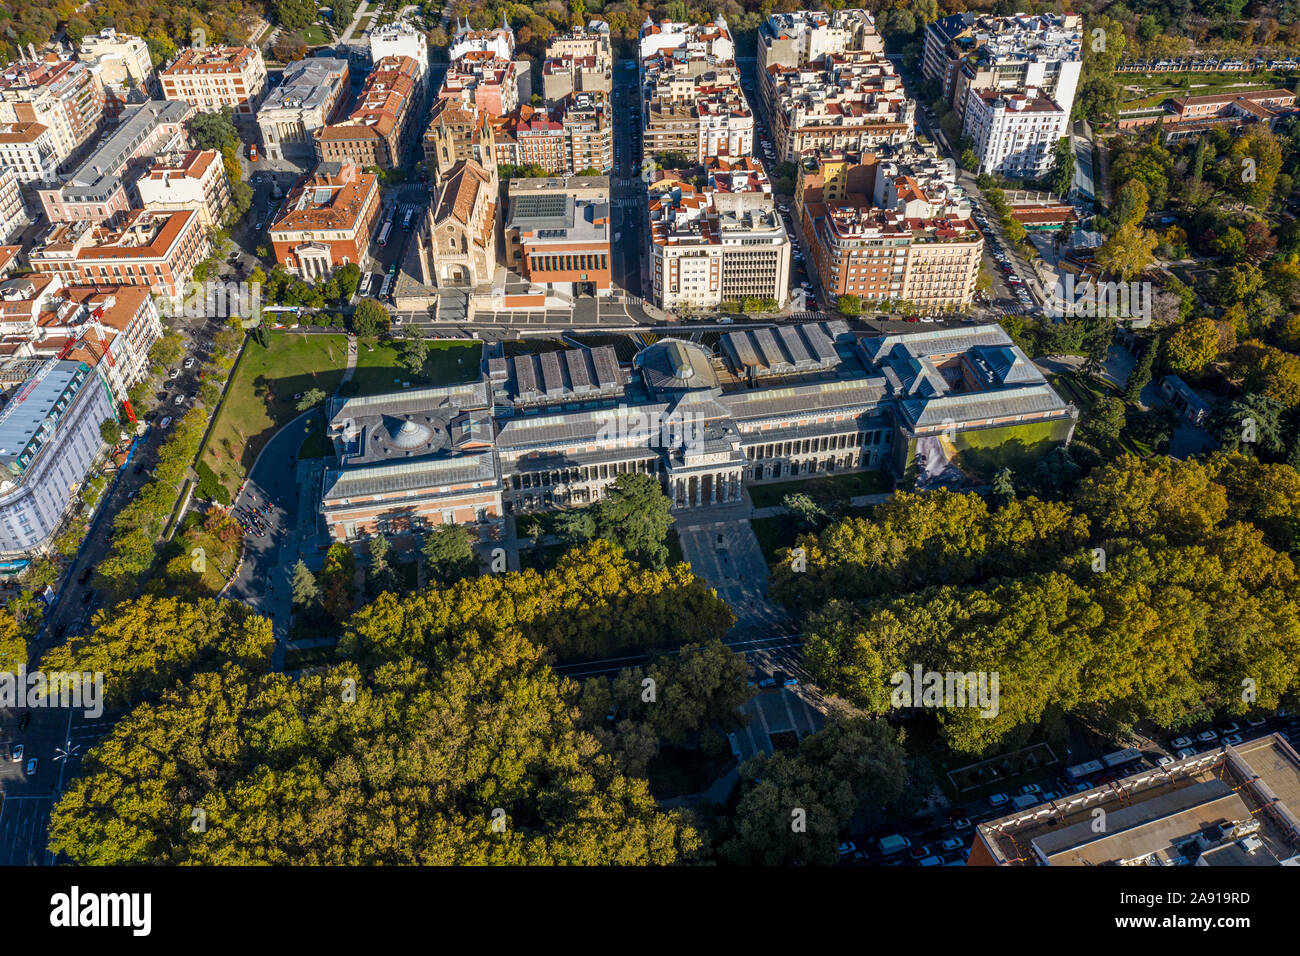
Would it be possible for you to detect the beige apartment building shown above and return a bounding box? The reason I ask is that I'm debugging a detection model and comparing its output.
[160,46,268,118]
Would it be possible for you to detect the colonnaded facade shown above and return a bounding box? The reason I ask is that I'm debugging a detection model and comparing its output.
[319,321,1077,541]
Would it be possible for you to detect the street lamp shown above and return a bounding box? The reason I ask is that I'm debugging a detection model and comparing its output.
[54,739,80,765]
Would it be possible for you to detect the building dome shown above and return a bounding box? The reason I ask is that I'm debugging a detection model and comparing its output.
[390,416,433,449]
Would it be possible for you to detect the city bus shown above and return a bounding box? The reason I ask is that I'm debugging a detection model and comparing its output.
[402,207,415,230]
[376,221,392,247]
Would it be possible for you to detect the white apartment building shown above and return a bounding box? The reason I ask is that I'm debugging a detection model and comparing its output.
[448,17,515,63]
[78,28,155,90]
[923,13,1082,123]
[370,19,430,82]
[0,168,29,243]
[638,16,735,62]
[0,120,59,184]
[697,91,754,163]
[647,181,789,312]
[136,149,232,227]
[0,56,106,167]
[965,87,1068,178]
[757,9,883,72]
[0,359,115,556]
[767,52,914,163]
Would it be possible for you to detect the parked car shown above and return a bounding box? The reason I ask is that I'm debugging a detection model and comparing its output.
[918,855,944,867]
[1176,747,1197,759]
[951,817,972,830]
[1219,722,1241,736]
[909,845,930,859]
[10,744,22,763]
[1247,716,1267,728]
[941,836,963,852]
[1020,784,1041,795]
[1171,736,1193,749]
[838,842,857,857]
[183,357,196,369]
[160,416,172,428]
[757,676,776,688]
[1157,755,1175,767]
[1196,730,1219,743]
[173,394,185,406]
[25,757,36,775]
[1223,734,1244,746]
[988,792,1009,807]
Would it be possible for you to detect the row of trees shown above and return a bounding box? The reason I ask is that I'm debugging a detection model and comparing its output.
[774,456,1300,755]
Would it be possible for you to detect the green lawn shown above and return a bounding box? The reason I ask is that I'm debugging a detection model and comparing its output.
[302,24,330,45]
[1121,70,1295,110]
[747,469,894,509]
[202,332,349,494]
[347,339,481,396]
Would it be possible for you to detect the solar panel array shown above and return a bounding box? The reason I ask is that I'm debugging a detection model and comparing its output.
[722,323,842,377]
[509,346,626,404]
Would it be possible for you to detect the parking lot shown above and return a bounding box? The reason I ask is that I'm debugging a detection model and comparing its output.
[840,709,1300,866]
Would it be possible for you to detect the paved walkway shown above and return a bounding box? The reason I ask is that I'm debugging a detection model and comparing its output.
[339,1,370,42]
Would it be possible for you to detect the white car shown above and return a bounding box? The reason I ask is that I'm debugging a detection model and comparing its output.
[10,743,21,763]
[183,357,196,369]
[1157,754,1175,767]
